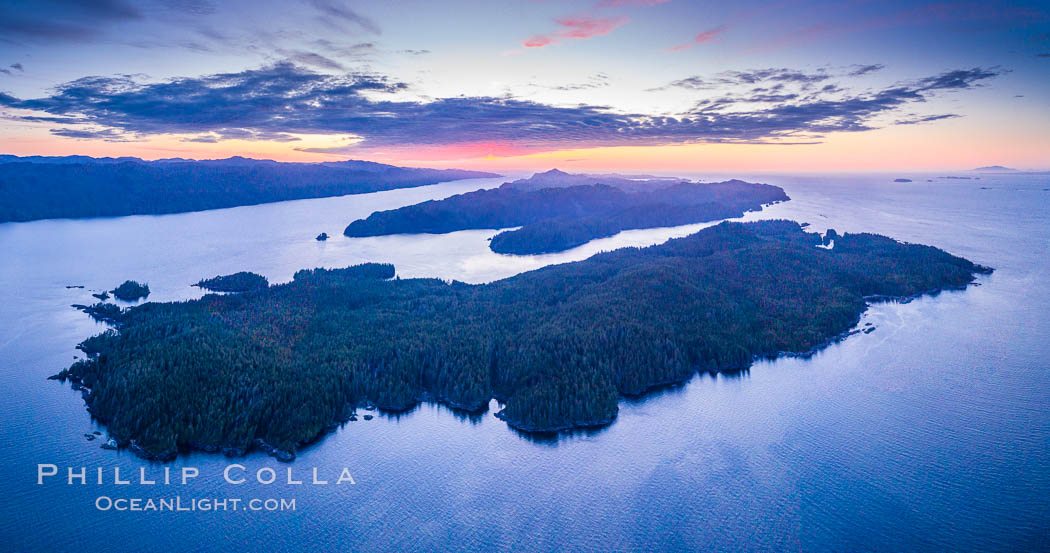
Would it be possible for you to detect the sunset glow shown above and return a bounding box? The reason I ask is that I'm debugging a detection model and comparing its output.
[1,0,1047,170]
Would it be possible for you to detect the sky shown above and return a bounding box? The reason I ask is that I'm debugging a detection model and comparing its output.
[1,0,1048,171]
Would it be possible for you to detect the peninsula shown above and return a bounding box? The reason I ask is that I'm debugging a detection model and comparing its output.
[344,170,788,254]
[0,155,497,223]
[55,220,991,461]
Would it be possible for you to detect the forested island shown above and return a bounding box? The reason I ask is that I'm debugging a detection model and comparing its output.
[0,155,497,222]
[973,165,1017,172]
[54,220,991,461]
[111,280,149,301]
[194,272,269,292]
[345,171,788,254]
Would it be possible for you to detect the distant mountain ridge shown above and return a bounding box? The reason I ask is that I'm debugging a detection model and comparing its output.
[0,155,498,223]
[972,165,1018,172]
[0,154,442,172]
[0,154,147,165]
[501,168,691,193]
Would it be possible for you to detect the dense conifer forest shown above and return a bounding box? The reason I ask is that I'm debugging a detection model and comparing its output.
[0,156,496,222]
[111,280,149,301]
[194,272,269,292]
[55,221,990,461]
[489,202,743,254]
[344,178,788,253]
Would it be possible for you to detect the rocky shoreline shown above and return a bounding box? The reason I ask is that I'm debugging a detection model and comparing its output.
[494,408,616,433]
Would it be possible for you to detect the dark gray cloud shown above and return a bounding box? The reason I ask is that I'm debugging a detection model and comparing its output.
[914,67,1004,90]
[10,63,24,72]
[179,129,302,142]
[894,113,961,125]
[279,50,345,70]
[0,63,1003,150]
[309,40,378,63]
[49,127,133,141]
[654,65,887,92]
[0,0,378,62]
[848,64,885,76]
[658,68,834,91]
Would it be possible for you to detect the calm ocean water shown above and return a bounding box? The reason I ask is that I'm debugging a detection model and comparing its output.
[1,172,1047,552]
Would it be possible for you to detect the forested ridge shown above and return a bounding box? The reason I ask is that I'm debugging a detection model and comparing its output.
[489,202,742,254]
[0,156,497,222]
[56,221,990,461]
[344,178,788,254]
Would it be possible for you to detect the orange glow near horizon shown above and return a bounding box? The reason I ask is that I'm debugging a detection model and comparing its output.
[3,118,1048,173]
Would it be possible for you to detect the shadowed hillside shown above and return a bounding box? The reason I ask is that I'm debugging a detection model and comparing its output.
[0,155,497,222]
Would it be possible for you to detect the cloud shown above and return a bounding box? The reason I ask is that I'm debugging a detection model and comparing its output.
[1,63,404,136]
[280,50,345,70]
[848,63,884,76]
[655,68,835,91]
[0,0,141,43]
[49,127,134,141]
[1,113,81,124]
[181,129,302,142]
[0,63,1003,155]
[667,25,727,52]
[534,73,611,91]
[308,0,380,34]
[653,64,888,92]
[10,63,25,72]
[312,40,376,60]
[524,15,630,47]
[894,113,961,125]
[914,67,1003,90]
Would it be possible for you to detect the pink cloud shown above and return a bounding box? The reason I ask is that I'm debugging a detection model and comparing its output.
[667,25,727,52]
[524,15,630,47]
[524,35,556,47]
